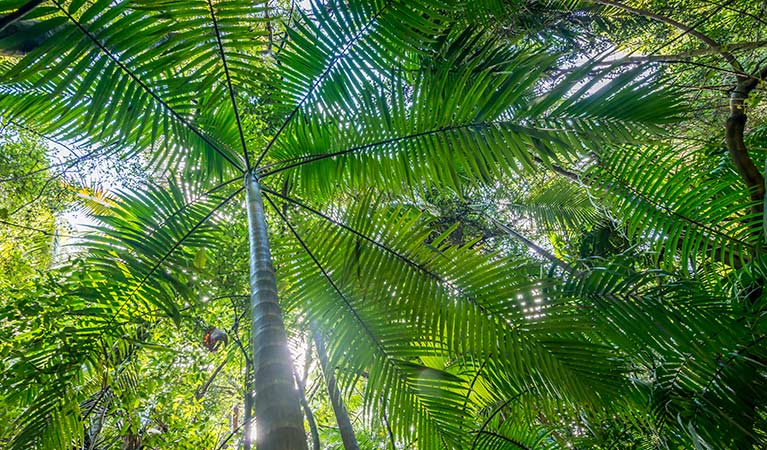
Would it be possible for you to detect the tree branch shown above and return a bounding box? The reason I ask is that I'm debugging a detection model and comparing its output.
[587,0,743,72]
[0,0,43,33]
[479,212,575,273]
[595,41,767,66]
[195,357,229,401]
[726,65,767,220]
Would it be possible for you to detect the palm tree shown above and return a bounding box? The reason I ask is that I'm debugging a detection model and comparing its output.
[0,0,686,449]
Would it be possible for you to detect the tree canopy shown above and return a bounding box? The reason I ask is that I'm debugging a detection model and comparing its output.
[1,0,766,449]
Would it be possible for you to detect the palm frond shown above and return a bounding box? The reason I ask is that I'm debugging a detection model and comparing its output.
[0,0,274,178]
[267,193,630,448]
[262,29,682,199]
[588,145,759,269]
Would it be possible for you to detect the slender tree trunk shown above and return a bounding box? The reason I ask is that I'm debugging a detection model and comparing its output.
[245,173,307,450]
[311,324,360,450]
[244,361,253,450]
[294,368,321,450]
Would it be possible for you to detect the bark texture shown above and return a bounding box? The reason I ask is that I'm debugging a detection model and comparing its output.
[727,68,767,217]
[246,173,308,450]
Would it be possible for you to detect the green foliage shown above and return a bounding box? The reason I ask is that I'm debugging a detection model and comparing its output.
[0,124,84,292]
[1,0,766,449]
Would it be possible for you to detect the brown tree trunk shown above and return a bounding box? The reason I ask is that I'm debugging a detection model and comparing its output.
[726,69,767,218]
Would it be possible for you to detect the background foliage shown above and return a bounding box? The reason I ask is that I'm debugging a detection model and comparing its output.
[1,0,767,449]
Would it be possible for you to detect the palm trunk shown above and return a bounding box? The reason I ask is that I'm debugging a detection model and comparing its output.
[245,173,307,450]
[311,324,360,450]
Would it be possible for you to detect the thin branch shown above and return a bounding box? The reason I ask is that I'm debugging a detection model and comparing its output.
[595,41,767,66]
[0,0,43,33]
[0,142,113,184]
[206,0,250,168]
[50,0,245,172]
[698,0,767,27]
[294,368,321,450]
[7,170,62,217]
[533,157,582,183]
[195,355,230,400]
[0,219,72,238]
[588,0,743,72]
[479,212,575,273]
[214,415,252,450]
[275,0,296,56]
[229,300,251,364]
[243,361,253,450]
[254,0,393,166]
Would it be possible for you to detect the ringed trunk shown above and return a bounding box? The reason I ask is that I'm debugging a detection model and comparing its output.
[245,172,308,450]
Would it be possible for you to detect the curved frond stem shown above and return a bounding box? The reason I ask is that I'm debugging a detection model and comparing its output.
[693,334,767,417]
[382,406,396,450]
[472,431,533,450]
[265,192,453,449]
[253,0,393,167]
[153,175,241,231]
[81,385,111,422]
[469,391,529,450]
[460,359,487,415]
[258,122,489,178]
[601,167,755,249]
[106,186,244,325]
[262,187,491,314]
[263,193,385,355]
[205,0,250,168]
[50,0,246,173]
[262,187,431,270]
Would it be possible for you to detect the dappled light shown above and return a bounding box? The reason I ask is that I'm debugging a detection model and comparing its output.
[1,0,766,449]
